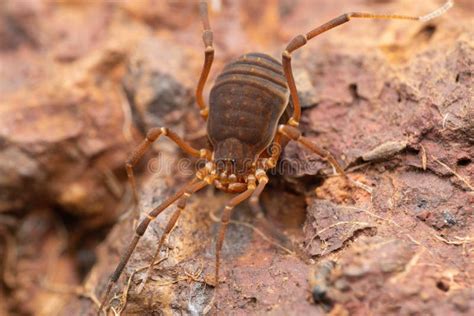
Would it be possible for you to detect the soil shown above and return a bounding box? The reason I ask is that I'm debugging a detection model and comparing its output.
[0,1,472,315]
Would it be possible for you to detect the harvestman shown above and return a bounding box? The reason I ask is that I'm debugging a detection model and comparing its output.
[98,1,452,313]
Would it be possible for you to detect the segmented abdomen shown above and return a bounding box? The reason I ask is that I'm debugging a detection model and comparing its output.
[208,53,289,151]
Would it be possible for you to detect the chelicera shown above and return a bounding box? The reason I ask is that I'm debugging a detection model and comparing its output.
[98,1,452,312]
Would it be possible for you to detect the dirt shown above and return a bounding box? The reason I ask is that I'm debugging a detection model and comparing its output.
[0,1,472,315]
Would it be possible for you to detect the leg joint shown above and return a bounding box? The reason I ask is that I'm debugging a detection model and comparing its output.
[221,218,230,225]
[177,197,188,209]
[200,108,209,118]
[146,127,163,141]
[135,218,150,236]
[126,154,139,168]
[203,30,213,47]
[255,169,267,181]
[285,34,308,54]
[278,124,301,140]
[287,117,299,127]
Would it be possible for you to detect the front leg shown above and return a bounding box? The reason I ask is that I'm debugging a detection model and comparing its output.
[126,127,211,215]
[214,183,256,287]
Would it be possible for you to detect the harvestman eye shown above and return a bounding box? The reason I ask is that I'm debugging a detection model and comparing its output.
[97,1,453,314]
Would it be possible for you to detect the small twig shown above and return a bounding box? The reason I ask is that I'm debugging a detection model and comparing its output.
[135,252,168,293]
[442,113,450,130]
[104,254,169,314]
[305,219,371,251]
[135,248,171,293]
[389,249,424,283]
[203,292,216,315]
[433,234,473,246]
[406,234,423,247]
[110,306,120,316]
[135,252,169,280]
[340,206,437,259]
[108,293,122,314]
[342,205,401,228]
[146,268,202,288]
[420,144,427,170]
[114,269,137,315]
[431,155,474,191]
[404,234,438,261]
[349,178,373,194]
[345,161,372,173]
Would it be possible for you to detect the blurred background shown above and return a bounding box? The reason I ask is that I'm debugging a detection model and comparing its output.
[0,1,472,315]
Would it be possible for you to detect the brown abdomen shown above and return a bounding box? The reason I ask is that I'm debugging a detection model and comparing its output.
[207,53,289,158]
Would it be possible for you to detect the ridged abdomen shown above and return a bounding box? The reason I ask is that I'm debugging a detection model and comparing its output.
[207,53,289,160]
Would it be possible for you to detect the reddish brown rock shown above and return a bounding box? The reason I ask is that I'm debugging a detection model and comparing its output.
[0,0,472,315]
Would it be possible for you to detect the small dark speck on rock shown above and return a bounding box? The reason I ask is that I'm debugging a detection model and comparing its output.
[417,199,428,209]
[442,210,457,226]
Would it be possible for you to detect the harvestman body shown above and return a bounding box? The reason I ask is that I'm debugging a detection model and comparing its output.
[98,1,452,313]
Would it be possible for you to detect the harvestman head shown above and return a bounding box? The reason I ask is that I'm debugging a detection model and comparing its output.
[98,1,452,313]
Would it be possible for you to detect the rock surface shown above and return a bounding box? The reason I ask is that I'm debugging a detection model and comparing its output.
[0,1,472,315]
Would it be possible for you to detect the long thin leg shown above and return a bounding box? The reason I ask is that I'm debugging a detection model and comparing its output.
[126,127,210,216]
[278,124,346,177]
[214,187,255,286]
[249,173,293,244]
[248,181,267,215]
[137,180,208,292]
[282,1,453,126]
[249,174,286,243]
[98,177,205,314]
[196,1,215,119]
[248,171,268,216]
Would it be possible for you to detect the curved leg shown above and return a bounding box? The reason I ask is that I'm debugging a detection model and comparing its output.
[278,124,346,177]
[98,178,207,314]
[136,180,208,292]
[214,187,255,286]
[125,127,210,216]
[282,1,453,126]
[196,1,215,119]
[249,173,292,245]
[248,172,268,216]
